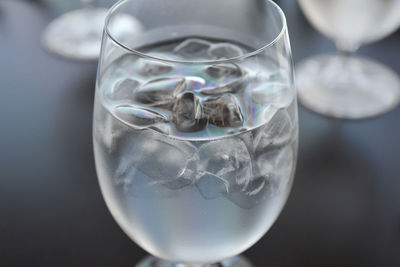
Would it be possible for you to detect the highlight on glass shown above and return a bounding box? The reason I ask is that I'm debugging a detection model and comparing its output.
[93,0,298,266]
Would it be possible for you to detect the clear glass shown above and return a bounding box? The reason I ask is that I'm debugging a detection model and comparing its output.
[296,0,400,119]
[93,0,298,266]
[41,0,142,61]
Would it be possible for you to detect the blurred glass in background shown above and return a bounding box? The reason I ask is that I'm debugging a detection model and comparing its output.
[41,0,142,61]
[296,0,400,119]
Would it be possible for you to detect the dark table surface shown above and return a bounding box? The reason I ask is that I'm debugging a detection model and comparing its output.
[1,1,400,266]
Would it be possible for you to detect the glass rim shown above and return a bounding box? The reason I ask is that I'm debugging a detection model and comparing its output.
[104,0,288,64]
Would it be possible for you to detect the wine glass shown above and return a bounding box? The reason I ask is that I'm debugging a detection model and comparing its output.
[93,0,298,266]
[41,0,141,61]
[296,0,400,119]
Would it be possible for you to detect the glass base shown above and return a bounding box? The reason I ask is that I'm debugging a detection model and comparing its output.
[135,255,254,267]
[41,8,108,61]
[296,54,400,119]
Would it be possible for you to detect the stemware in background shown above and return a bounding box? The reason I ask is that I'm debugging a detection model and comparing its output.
[296,0,400,119]
[41,0,142,61]
[93,0,298,266]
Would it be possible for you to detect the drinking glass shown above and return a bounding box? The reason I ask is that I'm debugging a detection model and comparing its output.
[296,0,400,119]
[93,0,298,266]
[42,0,141,61]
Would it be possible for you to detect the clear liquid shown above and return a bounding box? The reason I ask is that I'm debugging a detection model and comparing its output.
[299,0,400,46]
[93,38,297,263]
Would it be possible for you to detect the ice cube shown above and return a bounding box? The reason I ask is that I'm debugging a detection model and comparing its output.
[253,145,295,198]
[203,94,244,128]
[173,38,212,59]
[194,136,277,208]
[286,99,298,126]
[255,148,276,176]
[116,129,198,191]
[243,176,267,196]
[172,92,207,132]
[163,175,193,190]
[250,82,293,109]
[115,155,137,188]
[149,123,172,135]
[106,78,139,102]
[208,43,244,59]
[115,163,178,198]
[137,59,174,77]
[133,77,186,109]
[253,146,295,201]
[114,104,168,127]
[196,171,229,200]
[196,138,252,194]
[94,109,124,152]
[238,131,262,176]
[226,176,269,209]
[200,63,246,95]
[253,108,294,152]
[205,63,242,79]
[178,154,199,181]
[271,145,295,193]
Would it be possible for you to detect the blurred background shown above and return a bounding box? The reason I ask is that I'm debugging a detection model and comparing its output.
[0,0,399,266]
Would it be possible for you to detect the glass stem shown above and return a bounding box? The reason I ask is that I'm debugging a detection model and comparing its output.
[80,0,95,9]
[335,40,360,75]
[334,41,365,84]
[335,39,360,54]
[174,264,221,267]
[339,50,351,59]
